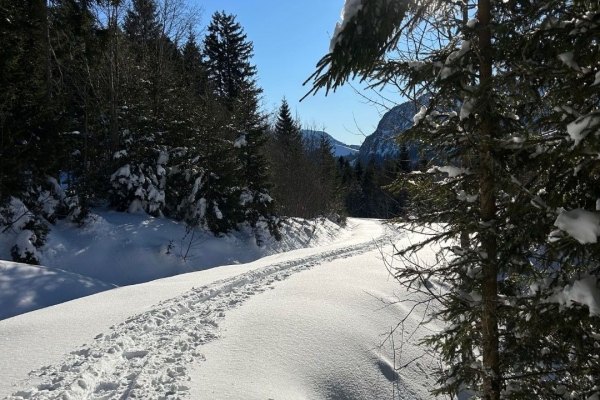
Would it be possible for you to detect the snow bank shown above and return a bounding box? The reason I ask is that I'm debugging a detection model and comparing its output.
[0,220,440,399]
[1,210,348,320]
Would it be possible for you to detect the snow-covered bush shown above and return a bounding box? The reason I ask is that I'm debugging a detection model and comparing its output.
[110,149,168,217]
[0,197,48,265]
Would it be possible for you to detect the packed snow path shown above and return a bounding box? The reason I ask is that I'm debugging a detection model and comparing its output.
[1,219,438,399]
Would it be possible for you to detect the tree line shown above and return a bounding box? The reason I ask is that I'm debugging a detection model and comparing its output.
[0,0,348,264]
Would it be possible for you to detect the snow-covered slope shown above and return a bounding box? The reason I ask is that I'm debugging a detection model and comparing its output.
[301,129,360,158]
[0,261,115,320]
[358,99,421,164]
[0,219,441,399]
[0,210,346,320]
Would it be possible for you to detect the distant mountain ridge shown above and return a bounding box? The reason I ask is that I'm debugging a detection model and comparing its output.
[358,99,422,164]
[301,129,360,158]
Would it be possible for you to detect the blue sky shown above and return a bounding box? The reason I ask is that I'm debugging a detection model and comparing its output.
[191,0,405,146]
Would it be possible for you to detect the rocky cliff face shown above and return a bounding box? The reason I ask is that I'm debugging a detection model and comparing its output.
[358,100,421,164]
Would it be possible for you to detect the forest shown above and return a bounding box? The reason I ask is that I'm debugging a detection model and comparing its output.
[3,0,600,398]
[0,0,412,266]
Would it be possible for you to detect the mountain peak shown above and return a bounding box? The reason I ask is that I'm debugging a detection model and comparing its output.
[358,99,423,164]
[301,129,360,158]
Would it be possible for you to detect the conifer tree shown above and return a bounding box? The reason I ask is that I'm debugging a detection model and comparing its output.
[110,0,167,216]
[203,11,256,110]
[110,0,192,218]
[202,11,276,234]
[123,0,161,47]
[309,134,342,218]
[0,0,104,262]
[306,1,600,398]
[270,99,310,217]
[182,31,206,95]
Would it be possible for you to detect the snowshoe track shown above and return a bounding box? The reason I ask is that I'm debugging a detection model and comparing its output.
[7,229,398,400]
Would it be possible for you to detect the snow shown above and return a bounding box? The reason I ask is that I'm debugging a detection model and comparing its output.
[110,164,131,179]
[557,51,580,71]
[566,114,600,147]
[0,260,114,320]
[408,60,425,70]
[592,71,600,86]
[113,150,127,159]
[332,143,360,157]
[413,105,427,125]
[457,190,478,203]
[460,97,476,120]
[548,275,600,316]
[330,0,363,53]
[189,238,437,399]
[301,129,359,158]
[157,151,169,165]
[12,230,39,262]
[430,165,470,178]
[554,208,600,244]
[440,40,471,80]
[0,210,347,318]
[233,135,247,148]
[0,219,440,399]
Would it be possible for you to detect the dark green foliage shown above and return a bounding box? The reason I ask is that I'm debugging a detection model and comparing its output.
[269,99,311,217]
[308,0,600,398]
[203,11,257,110]
[0,1,282,263]
[202,10,277,236]
[182,31,207,96]
[123,0,160,46]
[303,0,409,99]
[336,155,408,219]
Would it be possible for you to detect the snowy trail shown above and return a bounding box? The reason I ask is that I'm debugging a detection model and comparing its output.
[4,220,402,400]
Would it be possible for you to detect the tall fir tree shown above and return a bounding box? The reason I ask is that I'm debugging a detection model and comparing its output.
[202,11,277,235]
[123,0,160,47]
[203,11,256,110]
[306,0,600,398]
[270,99,311,217]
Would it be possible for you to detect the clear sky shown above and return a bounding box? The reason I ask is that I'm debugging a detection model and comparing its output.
[190,0,404,146]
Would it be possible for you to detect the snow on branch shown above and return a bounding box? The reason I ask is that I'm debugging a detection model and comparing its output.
[302,0,409,99]
[554,208,600,244]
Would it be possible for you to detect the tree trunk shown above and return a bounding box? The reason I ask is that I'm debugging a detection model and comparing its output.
[460,0,470,251]
[108,3,120,154]
[478,0,500,398]
[30,0,51,100]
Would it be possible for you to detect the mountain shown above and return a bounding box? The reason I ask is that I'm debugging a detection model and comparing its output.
[358,99,421,164]
[301,129,360,158]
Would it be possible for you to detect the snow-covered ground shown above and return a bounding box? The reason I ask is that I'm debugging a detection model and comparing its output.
[0,210,346,320]
[0,217,442,399]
